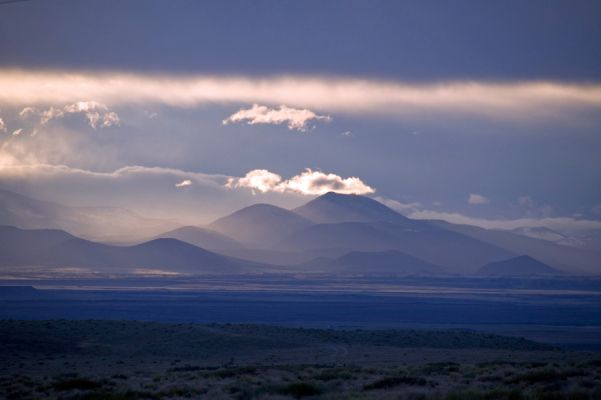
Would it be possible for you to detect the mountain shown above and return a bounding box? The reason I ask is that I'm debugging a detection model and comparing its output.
[155,226,244,252]
[478,255,560,276]
[278,221,514,274]
[0,225,75,265]
[326,250,445,275]
[0,189,177,242]
[0,226,266,274]
[209,203,312,247]
[428,220,600,274]
[294,192,418,226]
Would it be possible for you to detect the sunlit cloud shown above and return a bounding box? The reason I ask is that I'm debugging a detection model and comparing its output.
[175,179,193,188]
[1,70,601,121]
[11,128,23,136]
[227,168,375,195]
[374,196,422,213]
[25,101,120,129]
[0,118,6,133]
[468,193,490,205]
[223,104,331,131]
[407,209,601,232]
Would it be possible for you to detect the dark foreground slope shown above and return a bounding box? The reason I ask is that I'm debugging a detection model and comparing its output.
[1,320,600,400]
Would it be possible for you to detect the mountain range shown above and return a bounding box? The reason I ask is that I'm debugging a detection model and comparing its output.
[0,189,599,276]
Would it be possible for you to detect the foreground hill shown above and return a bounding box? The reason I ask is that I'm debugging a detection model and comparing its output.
[209,203,312,247]
[478,255,561,276]
[0,225,264,274]
[4,320,583,400]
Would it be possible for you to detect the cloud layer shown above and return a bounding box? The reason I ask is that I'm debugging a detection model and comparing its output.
[2,70,601,120]
[226,168,375,195]
[223,104,331,131]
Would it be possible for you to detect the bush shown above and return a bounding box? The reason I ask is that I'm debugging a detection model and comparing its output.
[363,375,428,390]
[278,382,322,398]
[52,378,102,391]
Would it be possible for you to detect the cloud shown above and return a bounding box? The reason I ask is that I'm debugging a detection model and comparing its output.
[341,131,352,137]
[227,168,375,195]
[1,70,601,121]
[19,107,36,119]
[0,118,6,133]
[11,128,23,136]
[407,209,601,233]
[175,179,192,188]
[468,193,490,205]
[374,196,422,213]
[20,101,120,129]
[63,101,120,128]
[223,104,331,132]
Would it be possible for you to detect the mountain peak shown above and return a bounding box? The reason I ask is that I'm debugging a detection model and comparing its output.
[478,255,560,276]
[209,203,311,247]
[294,192,411,224]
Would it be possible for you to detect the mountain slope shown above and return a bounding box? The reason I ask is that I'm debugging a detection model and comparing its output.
[478,255,560,276]
[428,220,600,274]
[0,189,177,242]
[209,203,312,247]
[0,225,75,265]
[294,192,418,226]
[156,226,244,252]
[0,226,265,274]
[278,221,513,274]
[327,250,445,275]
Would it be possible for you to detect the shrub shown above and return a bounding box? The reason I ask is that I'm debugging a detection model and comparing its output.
[363,375,428,390]
[278,382,322,398]
[52,378,102,391]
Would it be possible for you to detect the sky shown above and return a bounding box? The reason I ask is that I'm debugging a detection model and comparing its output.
[0,0,600,232]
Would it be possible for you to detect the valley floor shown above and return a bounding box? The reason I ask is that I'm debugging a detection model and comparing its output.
[1,320,601,400]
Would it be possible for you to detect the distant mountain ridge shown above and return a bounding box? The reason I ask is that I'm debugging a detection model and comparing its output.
[155,226,244,252]
[209,203,312,247]
[2,190,599,275]
[323,250,445,275]
[478,255,560,276]
[294,192,417,226]
[0,189,177,242]
[0,225,267,274]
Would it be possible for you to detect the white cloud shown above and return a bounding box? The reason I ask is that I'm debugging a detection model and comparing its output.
[341,130,352,137]
[23,101,120,129]
[61,101,120,128]
[407,209,601,233]
[468,193,490,205]
[374,196,422,213]
[0,118,6,133]
[223,104,331,132]
[19,107,36,119]
[144,110,158,119]
[1,70,600,121]
[227,168,375,195]
[175,179,192,188]
[226,169,282,193]
[39,106,64,125]
[11,128,23,136]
